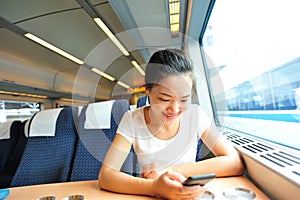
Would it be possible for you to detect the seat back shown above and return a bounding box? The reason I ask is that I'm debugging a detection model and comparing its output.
[0,121,21,174]
[70,100,139,181]
[0,120,27,188]
[6,120,28,176]
[10,107,77,187]
[137,96,149,108]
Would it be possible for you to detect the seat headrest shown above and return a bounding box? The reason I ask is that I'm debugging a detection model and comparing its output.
[77,106,84,117]
[0,121,14,140]
[84,100,115,129]
[28,108,63,137]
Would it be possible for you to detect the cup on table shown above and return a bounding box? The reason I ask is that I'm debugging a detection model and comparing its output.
[222,187,256,200]
[62,195,84,200]
[198,190,215,200]
[37,196,56,200]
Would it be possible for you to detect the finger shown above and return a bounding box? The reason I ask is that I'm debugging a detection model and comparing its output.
[176,186,205,200]
[145,171,157,179]
[141,163,154,178]
[182,185,203,193]
[142,163,154,173]
[181,185,206,198]
[141,171,149,178]
[165,169,187,183]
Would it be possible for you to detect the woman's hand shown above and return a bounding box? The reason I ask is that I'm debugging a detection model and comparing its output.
[141,163,164,179]
[151,170,205,200]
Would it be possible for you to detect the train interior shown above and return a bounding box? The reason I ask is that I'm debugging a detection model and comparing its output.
[0,0,299,199]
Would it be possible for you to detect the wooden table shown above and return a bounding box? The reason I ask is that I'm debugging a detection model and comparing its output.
[5,176,269,199]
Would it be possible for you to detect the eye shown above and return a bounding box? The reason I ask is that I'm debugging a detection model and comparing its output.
[181,99,188,102]
[159,97,169,102]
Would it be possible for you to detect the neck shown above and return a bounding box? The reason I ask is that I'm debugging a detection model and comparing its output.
[144,107,180,140]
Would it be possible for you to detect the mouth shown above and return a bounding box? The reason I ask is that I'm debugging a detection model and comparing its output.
[163,112,178,120]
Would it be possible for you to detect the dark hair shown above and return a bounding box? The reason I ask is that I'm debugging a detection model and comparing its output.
[145,49,194,89]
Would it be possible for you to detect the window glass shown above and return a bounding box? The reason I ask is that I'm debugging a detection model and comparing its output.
[0,100,41,123]
[202,0,300,150]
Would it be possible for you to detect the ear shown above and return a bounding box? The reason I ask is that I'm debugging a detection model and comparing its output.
[145,88,150,96]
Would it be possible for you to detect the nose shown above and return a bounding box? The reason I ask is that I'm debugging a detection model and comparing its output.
[166,99,181,114]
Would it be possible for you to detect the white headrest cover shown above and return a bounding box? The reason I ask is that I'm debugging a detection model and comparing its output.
[84,100,115,129]
[29,108,63,137]
[0,121,14,140]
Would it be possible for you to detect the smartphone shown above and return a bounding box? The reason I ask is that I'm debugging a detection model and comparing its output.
[182,173,216,186]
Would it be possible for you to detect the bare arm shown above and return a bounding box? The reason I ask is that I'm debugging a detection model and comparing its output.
[98,133,154,195]
[172,126,244,177]
[98,134,205,199]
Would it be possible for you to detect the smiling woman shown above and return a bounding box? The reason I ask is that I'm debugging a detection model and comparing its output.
[98,48,244,199]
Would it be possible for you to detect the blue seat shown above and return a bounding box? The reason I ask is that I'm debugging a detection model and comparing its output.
[10,107,77,187]
[6,120,28,178]
[0,121,27,188]
[137,96,149,108]
[70,100,139,181]
[136,96,205,161]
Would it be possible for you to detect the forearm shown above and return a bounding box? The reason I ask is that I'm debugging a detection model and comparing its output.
[172,155,244,177]
[98,165,155,196]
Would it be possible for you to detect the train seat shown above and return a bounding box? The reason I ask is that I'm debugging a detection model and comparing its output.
[70,100,139,181]
[10,107,77,187]
[0,121,16,174]
[137,96,149,108]
[0,120,27,188]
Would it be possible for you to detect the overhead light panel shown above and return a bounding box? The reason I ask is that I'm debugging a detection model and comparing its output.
[170,13,180,24]
[169,0,180,35]
[170,23,180,33]
[91,67,115,81]
[117,81,130,89]
[24,33,84,65]
[59,98,88,104]
[93,18,130,57]
[0,90,47,99]
[131,60,145,76]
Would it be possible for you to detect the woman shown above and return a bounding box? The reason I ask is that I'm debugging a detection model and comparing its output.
[99,49,244,199]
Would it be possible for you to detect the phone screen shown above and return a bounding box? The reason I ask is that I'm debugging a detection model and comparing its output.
[182,173,216,186]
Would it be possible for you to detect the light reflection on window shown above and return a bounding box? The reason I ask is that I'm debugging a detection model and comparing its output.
[202,0,300,150]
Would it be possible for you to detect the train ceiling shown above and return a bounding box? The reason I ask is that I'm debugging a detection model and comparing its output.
[0,0,210,102]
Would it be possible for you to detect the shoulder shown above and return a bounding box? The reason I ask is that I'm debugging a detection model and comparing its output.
[184,104,212,136]
[185,104,211,124]
[193,104,210,115]
[122,107,144,122]
[126,106,144,116]
[185,104,206,116]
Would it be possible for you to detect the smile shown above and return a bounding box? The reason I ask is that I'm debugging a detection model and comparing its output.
[163,113,178,120]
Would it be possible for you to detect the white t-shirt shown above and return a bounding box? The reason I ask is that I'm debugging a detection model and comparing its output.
[117,104,211,173]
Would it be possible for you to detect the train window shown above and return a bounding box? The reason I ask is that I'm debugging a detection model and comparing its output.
[0,100,41,123]
[201,0,300,150]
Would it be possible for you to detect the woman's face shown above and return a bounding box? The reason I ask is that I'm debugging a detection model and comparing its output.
[146,74,193,123]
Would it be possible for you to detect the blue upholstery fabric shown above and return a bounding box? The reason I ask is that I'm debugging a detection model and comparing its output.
[136,96,205,161]
[196,140,204,161]
[70,100,140,181]
[6,120,28,176]
[137,96,148,108]
[10,107,77,187]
